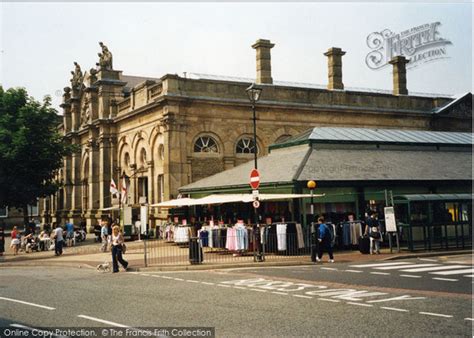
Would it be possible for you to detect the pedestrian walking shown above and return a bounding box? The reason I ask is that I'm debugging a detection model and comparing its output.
[111,225,128,273]
[52,223,64,256]
[316,216,334,263]
[65,221,74,247]
[100,220,109,252]
[10,226,20,255]
[365,212,382,254]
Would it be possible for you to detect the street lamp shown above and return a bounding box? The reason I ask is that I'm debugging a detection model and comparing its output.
[246,83,262,169]
[307,180,317,262]
[246,83,262,262]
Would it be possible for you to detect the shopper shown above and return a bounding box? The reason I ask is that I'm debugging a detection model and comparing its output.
[365,212,381,254]
[10,226,20,255]
[316,216,334,263]
[52,223,64,256]
[111,225,128,273]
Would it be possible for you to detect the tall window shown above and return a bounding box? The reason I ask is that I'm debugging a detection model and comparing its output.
[158,144,165,161]
[158,174,165,203]
[28,202,39,217]
[194,136,219,153]
[236,137,258,154]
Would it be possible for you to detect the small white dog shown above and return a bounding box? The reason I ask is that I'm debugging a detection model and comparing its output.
[96,261,111,272]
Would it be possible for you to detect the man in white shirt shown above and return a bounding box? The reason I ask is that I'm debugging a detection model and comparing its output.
[53,224,64,256]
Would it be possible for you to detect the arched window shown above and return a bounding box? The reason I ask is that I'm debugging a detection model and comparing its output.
[236,137,258,154]
[194,136,219,153]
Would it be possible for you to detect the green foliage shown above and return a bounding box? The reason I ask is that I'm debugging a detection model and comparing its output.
[0,86,75,209]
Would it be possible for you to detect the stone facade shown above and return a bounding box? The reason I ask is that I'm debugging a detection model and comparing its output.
[40,40,471,230]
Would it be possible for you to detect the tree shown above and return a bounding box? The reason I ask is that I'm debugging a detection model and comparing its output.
[0,86,75,224]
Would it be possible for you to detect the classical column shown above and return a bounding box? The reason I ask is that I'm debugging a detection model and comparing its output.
[88,138,100,213]
[252,39,275,84]
[324,47,346,90]
[98,135,112,210]
[389,56,410,95]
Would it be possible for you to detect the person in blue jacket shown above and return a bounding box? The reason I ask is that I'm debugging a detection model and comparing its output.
[316,216,334,263]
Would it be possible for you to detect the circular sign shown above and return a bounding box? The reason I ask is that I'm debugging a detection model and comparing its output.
[250,169,260,189]
[253,200,260,208]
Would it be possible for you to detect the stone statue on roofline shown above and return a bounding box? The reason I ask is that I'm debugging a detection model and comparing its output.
[97,42,113,70]
[70,62,83,89]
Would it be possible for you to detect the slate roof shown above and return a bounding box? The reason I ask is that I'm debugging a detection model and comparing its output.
[270,127,473,150]
[180,127,473,192]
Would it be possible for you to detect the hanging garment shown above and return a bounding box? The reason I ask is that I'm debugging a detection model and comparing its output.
[226,227,236,251]
[295,223,305,249]
[174,226,190,244]
[342,222,351,246]
[276,223,287,251]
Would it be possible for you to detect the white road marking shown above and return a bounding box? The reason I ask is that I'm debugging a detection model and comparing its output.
[201,282,215,286]
[161,276,174,279]
[271,291,288,296]
[320,267,338,271]
[140,273,150,276]
[346,302,373,307]
[432,277,458,282]
[0,296,55,310]
[399,274,422,278]
[367,295,426,303]
[380,307,409,312]
[151,275,162,278]
[447,261,471,264]
[350,262,410,268]
[375,264,438,270]
[77,314,130,327]
[418,258,438,262]
[430,268,474,275]
[293,295,313,299]
[419,312,453,318]
[464,318,474,321]
[174,278,184,281]
[249,288,267,293]
[233,286,247,290]
[318,298,340,303]
[400,265,468,272]
[218,284,231,288]
[345,269,363,273]
[464,275,474,278]
[186,280,199,283]
[370,272,390,275]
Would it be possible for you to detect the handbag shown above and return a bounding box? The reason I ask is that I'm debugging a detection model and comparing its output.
[121,243,127,254]
[370,231,381,240]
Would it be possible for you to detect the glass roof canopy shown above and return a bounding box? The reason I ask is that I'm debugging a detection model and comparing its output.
[270,127,473,149]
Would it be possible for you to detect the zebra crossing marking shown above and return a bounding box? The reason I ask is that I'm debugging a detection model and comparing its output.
[400,265,468,273]
[400,275,422,278]
[374,264,438,270]
[432,278,458,282]
[430,268,474,276]
[350,262,410,268]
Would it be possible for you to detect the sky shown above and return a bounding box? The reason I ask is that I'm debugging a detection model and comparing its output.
[0,2,472,111]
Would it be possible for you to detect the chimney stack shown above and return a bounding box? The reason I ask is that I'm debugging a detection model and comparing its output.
[252,39,275,84]
[324,47,346,90]
[389,56,410,95]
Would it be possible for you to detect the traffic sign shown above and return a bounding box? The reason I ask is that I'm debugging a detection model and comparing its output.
[253,200,260,208]
[252,189,259,200]
[250,169,260,189]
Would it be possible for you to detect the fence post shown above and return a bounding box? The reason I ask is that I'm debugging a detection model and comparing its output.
[144,238,148,268]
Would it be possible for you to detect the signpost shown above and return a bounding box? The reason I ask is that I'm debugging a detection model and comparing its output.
[250,169,260,190]
[384,206,400,253]
[250,169,263,262]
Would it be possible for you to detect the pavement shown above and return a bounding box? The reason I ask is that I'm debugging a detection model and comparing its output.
[0,235,471,272]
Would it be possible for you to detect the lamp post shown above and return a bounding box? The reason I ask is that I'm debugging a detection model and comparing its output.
[307,180,317,262]
[246,83,262,261]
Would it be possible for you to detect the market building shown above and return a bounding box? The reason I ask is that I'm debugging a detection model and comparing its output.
[34,39,472,230]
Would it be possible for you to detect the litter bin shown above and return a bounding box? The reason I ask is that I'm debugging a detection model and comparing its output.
[189,237,203,265]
